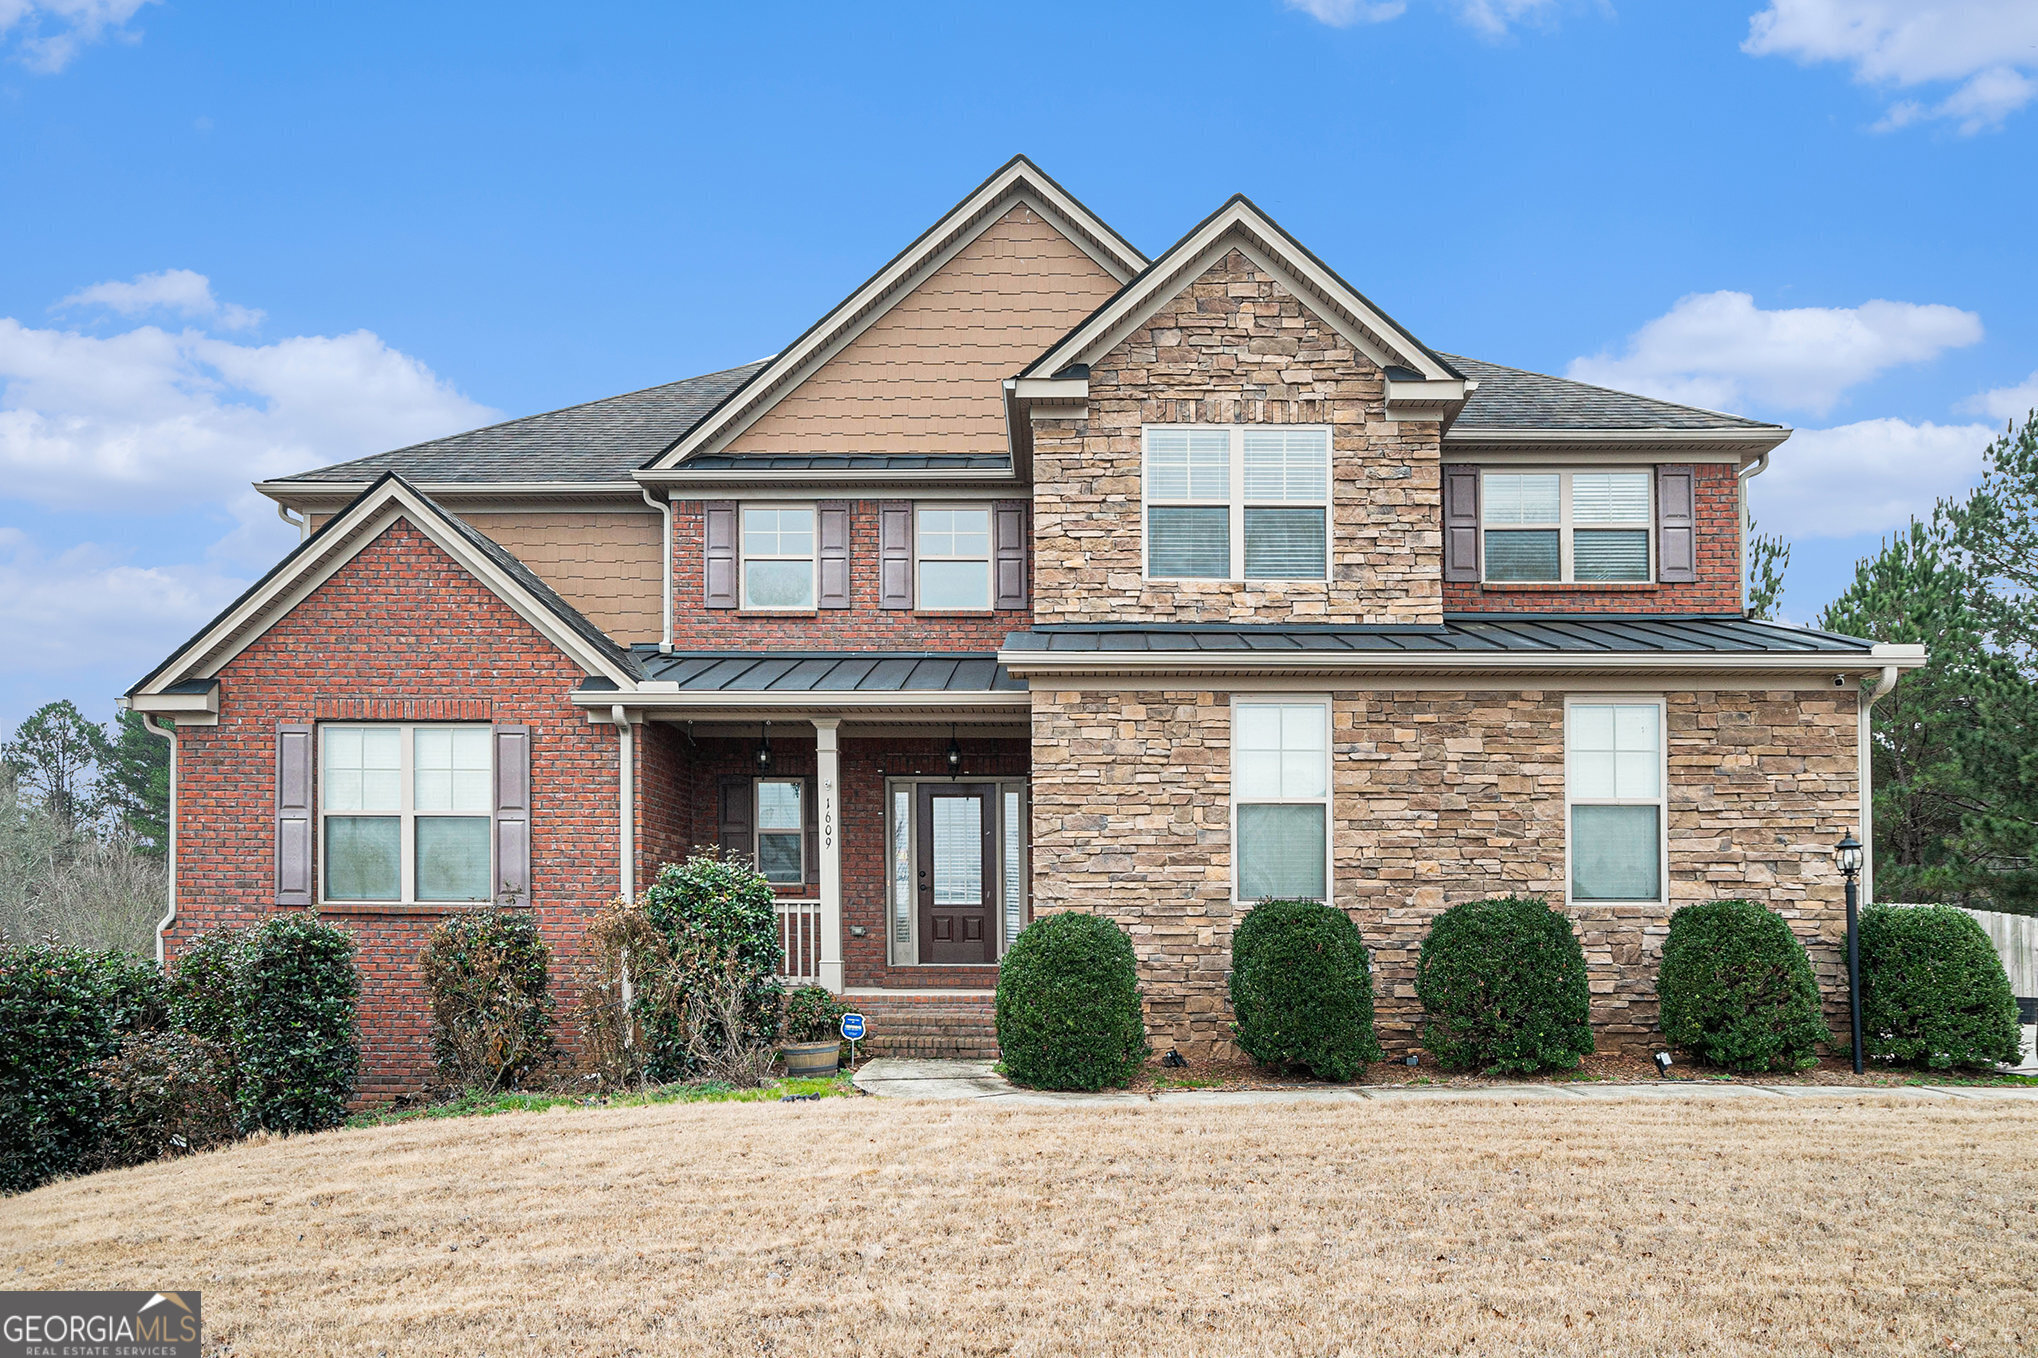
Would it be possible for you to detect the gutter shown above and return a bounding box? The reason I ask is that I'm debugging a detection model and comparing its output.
[1737,448,1772,566]
[136,711,178,967]
[996,643,1929,680]
[1859,664,1901,907]
[275,501,309,543]
[609,705,636,900]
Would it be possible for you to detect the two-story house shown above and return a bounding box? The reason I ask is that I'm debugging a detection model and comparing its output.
[126,157,1923,1098]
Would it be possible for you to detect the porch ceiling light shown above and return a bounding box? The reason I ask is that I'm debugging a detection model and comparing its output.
[756,721,773,771]
[946,725,962,775]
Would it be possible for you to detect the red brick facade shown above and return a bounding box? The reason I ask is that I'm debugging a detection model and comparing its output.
[1442,462,1744,613]
[167,519,624,1102]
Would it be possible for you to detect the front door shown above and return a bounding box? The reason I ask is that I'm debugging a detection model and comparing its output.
[917,783,997,964]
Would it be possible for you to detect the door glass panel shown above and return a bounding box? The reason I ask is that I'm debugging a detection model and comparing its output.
[892,786,913,957]
[931,796,983,904]
[1002,789,1025,951]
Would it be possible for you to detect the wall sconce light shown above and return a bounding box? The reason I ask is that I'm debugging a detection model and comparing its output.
[755,721,773,771]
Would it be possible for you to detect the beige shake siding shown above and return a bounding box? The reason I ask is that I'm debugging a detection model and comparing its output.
[457,511,663,645]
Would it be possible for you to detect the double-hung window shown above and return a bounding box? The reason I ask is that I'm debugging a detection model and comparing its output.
[1233,700,1330,901]
[1483,471,1652,583]
[1566,700,1664,902]
[754,778,805,885]
[1145,427,1330,581]
[741,505,816,609]
[322,725,493,903]
[915,507,992,610]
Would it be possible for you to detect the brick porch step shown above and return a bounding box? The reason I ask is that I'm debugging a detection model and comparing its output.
[839,992,999,1060]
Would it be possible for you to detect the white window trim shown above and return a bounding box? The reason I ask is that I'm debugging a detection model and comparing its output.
[884,776,1030,967]
[913,503,995,613]
[1481,468,1655,584]
[1229,695,1334,905]
[739,502,819,611]
[318,723,493,907]
[753,775,806,886]
[1142,425,1332,583]
[1563,694,1669,907]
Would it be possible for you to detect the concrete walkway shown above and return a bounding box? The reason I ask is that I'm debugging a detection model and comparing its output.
[851,1058,2038,1105]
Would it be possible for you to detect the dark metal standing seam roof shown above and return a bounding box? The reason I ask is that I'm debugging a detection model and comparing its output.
[632,651,1024,692]
[1001,616,1876,656]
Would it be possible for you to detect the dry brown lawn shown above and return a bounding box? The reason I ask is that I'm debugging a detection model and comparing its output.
[4,1095,2035,1356]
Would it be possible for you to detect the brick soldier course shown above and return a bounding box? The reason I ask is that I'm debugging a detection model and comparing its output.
[130,156,1918,1100]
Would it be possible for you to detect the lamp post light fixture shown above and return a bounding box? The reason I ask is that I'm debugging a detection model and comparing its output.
[1835,831,1865,1074]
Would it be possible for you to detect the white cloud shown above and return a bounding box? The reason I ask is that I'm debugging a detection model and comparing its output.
[58,268,264,331]
[0,528,242,673]
[1282,0,1407,26]
[1282,0,1567,33]
[1566,290,1983,417]
[1745,0,2038,133]
[1754,418,1994,539]
[0,0,154,73]
[1452,0,1564,38]
[0,298,497,522]
[1961,370,2038,424]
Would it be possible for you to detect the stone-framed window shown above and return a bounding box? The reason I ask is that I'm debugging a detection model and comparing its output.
[1565,697,1666,902]
[1231,698,1330,902]
[740,503,817,609]
[321,724,493,904]
[1483,470,1653,583]
[914,505,993,610]
[1143,426,1330,581]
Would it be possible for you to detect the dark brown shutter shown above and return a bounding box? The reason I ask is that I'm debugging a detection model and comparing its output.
[879,501,914,609]
[718,776,753,865]
[804,775,819,887]
[1657,466,1696,584]
[1442,465,1480,583]
[818,501,851,609]
[704,501,738,608]
[494,725,532,906]
[274,723,313,906]
[993,500,1028,611]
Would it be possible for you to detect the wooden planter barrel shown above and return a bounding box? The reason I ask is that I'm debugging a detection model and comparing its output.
[780,1040,843,1078]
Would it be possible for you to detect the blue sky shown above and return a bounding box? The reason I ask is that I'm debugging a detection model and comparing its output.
[2,0,2035,733]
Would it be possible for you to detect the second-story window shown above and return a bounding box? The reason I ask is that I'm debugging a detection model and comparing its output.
[741,505,816,609]
[916,507,992,610]
[1483,471,1652,583]
[1144,426,1330,582]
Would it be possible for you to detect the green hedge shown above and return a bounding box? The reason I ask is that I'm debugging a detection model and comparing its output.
[0,944,166,1193]
[1416,896,1594,1074]
[418,909,555,1093]
[1229,899,1382,1081]
[228,915,360,1133]
[781,985,846,1044]
[1657,899,1828,1071]
[88,1031,236,1171]
[996,913,1148,1091]
[636,855,784,1081]
[1859,905,2022,1070]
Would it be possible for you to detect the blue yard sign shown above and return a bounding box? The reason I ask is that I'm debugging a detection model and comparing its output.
[840,1012,866,1041]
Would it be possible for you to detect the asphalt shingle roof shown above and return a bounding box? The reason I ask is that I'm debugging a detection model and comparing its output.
[275,361,769,485]
[1444,354,1782,433]
[630,651,1023,692]
[1004,616,1872,656]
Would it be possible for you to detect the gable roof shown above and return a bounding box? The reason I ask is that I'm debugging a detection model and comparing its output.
[129,473,641,706]
[1020,194,1463,386]
[1444,354,1784,436]
[640,155,1148,474]
[264,362,767,492]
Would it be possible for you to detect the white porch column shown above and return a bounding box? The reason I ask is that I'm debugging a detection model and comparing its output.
[814,718,844,992]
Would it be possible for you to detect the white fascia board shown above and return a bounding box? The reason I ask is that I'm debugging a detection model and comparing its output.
[1010,377,1088,400]
[136,484,640,697]
[638,468,1019,489]
[651,167,1145,471]
[126,689,220,722]
[996,648,1928,679]
[1026,200,1455,385]
[1445,427,1793,453]
[570,689,1030,713]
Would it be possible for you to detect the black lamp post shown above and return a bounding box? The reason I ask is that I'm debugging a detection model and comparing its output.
[1835,831,1865,1074]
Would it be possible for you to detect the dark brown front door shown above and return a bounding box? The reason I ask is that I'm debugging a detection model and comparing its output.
[917,783,996,964]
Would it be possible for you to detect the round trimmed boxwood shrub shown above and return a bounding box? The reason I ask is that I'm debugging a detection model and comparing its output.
[1229,899,1382,1081]
[1859,904,2022,1070]
[232,913,360,1133]
[996,912,1148,1091]
[1657,899,1828,1072]
[419,909,556,1094]
[1416,896,1594,1074]
[0,944,166,1193]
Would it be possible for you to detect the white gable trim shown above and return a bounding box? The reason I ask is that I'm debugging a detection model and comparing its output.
[1025,197,1461,388]
[129,479,639,699]
[643,158,1146,473]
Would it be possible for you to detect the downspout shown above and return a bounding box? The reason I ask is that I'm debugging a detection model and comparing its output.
[611,705,635,900]
[276,501,309,543]
[1737,449,1770,587]
[1858,665,1900,907]
[641,486,673,653]
[138,711,178,967]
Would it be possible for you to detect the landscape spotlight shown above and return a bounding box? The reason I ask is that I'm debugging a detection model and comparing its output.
[1653,1051,1672,1077]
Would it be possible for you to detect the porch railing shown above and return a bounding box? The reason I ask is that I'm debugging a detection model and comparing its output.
[776,899,822,983]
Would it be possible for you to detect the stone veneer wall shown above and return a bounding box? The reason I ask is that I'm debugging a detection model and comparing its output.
[1029,683,1861,1060]
[1030,248,1445,627]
